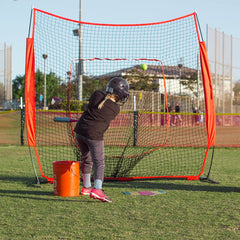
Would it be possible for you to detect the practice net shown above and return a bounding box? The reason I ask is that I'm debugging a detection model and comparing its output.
[25,8,215,182]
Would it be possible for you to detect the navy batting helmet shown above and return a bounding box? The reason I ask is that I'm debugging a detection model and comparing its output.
[106,77,129,103]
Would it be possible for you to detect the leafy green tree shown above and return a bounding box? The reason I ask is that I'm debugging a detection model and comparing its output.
[125,69,158,91]
[34,69,44,99]
[83,77,103,98]
[69,75,109,100]
[0,82,4,105]
[181,78,198,94]
[12,69,64,105]
[12,75,25,99]
[233,80,240,97]
[46,71,62,102]
[35,69,63,104]
[233,80,240,105]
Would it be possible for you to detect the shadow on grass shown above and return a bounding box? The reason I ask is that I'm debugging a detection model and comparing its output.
[0,175,66,201]
[0,175,94,202]
[0,175,49,187]
[1,175,239,195]
[106,180,240,193]
[0,175,36,182]
[0,189,94,202]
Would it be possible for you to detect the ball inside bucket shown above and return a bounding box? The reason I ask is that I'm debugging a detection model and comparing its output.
[52,161,80,197]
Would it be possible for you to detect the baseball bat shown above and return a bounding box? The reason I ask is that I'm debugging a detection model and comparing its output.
[54,117,78,123]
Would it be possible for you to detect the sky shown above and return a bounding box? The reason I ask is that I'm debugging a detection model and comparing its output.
[1,0,240,80]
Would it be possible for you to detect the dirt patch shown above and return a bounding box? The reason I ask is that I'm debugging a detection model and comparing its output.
[215,126,240,147]
[0,112,22,145]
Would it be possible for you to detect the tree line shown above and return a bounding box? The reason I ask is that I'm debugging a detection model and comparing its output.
[11,68,240,107]
[11,69,160,105]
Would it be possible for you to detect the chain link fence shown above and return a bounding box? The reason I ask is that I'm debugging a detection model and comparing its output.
[207,25,240,113]
[207,26,240,146]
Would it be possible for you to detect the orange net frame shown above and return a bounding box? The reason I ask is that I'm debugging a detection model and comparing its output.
[25,8,215,182]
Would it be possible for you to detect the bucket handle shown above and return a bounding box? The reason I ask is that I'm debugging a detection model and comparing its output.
[70,166,81,180]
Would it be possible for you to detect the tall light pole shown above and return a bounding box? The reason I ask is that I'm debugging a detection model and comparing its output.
[178,57,184,104]
[73,0,83,100]
[79,0,83,101]
[43,54,48,110]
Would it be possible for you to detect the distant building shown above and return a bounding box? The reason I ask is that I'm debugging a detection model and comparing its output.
[100,64,200,97]
[0,43,12,107]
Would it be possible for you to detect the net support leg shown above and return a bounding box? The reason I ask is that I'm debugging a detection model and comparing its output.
[199,146,219,184]
[133,110,138,146]
[28,146,41,187]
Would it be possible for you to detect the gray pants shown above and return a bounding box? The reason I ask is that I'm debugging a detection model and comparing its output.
[76,134,105,182]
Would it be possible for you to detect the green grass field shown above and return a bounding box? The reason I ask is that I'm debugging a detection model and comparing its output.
[0,146,239,240]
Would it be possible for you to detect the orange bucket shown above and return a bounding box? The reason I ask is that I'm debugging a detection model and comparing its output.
[52,161,80,197]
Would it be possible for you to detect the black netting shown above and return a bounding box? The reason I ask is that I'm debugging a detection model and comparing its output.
[28,9,212,181]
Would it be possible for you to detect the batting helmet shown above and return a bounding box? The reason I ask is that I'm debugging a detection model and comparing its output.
[106,77,129,103]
